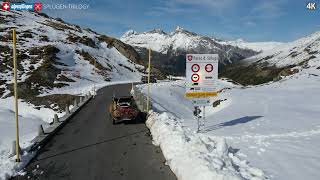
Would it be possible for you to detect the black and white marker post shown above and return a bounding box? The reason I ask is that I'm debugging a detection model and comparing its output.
[193,106,207,132]
[193,106,201,132]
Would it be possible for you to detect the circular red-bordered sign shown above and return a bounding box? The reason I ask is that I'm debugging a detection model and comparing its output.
[187,55,193,61]
[191,74,200,82]
[205,64,213,72]
[191,64,200,72]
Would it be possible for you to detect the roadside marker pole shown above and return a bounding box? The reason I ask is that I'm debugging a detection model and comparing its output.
[197,113,200,132]
[12,28,21,162]
[147,48,151,112]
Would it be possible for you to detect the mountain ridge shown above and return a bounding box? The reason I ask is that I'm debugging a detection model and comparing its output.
[0,10,145,110]
[121,26,259,76]
[220,31,320,85]
[121,26,283,53]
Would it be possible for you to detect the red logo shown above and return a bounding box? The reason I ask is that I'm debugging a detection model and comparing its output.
[34,2,42,12]
[187,55,193,61]
[2,2,10,11]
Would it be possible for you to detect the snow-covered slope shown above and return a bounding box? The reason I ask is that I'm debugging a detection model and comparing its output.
[218,39,283,52]
[0,10,144,179]
[138,62,320,179]
[121,27,209,54]
[0,11,144,99]
[220,31,320,85]
[244,31,320,68]
[121,27,257,65]
[136,32,320,178]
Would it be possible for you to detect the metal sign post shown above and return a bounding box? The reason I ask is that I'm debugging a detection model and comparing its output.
[186,54,219,132]
[12,28,21,162]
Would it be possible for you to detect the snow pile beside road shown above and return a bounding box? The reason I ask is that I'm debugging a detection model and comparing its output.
[0,98,57,180]
[0,141,36,180]
[146,111,266,180]
[139,65,320,180]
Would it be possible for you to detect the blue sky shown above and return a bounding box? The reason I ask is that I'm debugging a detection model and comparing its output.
[40,0,320,42]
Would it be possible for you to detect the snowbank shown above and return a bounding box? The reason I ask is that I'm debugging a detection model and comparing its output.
[139,65,320,180]
[0,98,57,180]
[146,111,266,180]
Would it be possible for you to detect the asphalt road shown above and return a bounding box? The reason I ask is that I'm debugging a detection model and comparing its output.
[13,83,176,180]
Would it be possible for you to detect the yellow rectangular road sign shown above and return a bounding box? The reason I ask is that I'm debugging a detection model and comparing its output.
[185,91,218,98]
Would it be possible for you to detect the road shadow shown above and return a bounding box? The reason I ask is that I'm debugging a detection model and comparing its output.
[203,116,263,132]
[123,112,147,125]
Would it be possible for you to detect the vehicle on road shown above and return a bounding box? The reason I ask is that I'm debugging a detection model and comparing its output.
[141,75,157,83]
[109,96,140,124]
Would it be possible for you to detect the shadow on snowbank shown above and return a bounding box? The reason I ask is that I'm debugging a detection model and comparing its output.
[203,116,263,132]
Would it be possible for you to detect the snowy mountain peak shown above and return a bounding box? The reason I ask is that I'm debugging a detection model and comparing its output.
[147,28,167,35]
[172,26,197,36]
[175,26,184,32]
[120,27,257,66]
[123,30,137,37]
[235,38,245,42]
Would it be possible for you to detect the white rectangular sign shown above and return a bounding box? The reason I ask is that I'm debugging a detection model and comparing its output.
[191,98,211,106]
[185,54,219,99]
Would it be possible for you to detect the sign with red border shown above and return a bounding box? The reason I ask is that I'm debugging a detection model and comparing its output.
[191,74,200,82]
[191,64,200,72]
[205,64,213,72]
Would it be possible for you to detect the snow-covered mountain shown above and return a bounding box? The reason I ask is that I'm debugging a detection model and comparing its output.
[122,27,205,54]
[0,10,144,108]
[121,27,257,64]
[244,31,320,68]
[221,31,320,85]
[121,27,282,54]
[121,27,258,76]
[217,39,283,52]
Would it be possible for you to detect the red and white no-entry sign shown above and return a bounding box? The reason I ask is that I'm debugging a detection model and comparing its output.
[205,64,213,72]
[191,74,200,82]
[191,64,200,72]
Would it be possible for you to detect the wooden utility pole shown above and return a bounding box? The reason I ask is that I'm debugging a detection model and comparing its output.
[147,48,151,112]
[12,28,20,162]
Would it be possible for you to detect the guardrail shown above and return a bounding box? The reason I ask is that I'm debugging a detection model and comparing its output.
[132,86,151,113]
